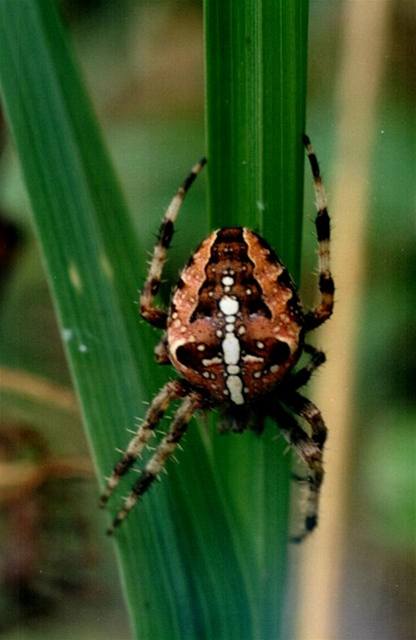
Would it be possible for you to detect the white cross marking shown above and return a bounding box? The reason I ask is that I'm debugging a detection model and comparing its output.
[218,292,245,403]
[219,296,239,315]
[226,375,244,405]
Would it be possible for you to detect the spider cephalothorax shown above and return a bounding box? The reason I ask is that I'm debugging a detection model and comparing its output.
[100,136,334,541]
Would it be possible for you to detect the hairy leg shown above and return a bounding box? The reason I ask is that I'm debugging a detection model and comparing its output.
[303,135,335,331]
[99,379,188,507]
[282,344,326,391]
[140,158,206,329]
[271,402,325,542]
[107,392,202,534]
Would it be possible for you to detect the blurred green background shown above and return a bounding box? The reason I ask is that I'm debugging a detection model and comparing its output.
[0,1,414,639]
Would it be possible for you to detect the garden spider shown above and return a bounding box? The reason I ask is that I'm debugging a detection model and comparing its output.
[100,135,334,541]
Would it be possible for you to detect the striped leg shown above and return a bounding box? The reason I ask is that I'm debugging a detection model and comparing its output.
[271,403,325,543]
[303,135,335,331]
[99,380,187,508]
[283,344,326,391]
[140,158,207,328]
[284,389,328,449]
[107,392,202,534]
[154,333,170,364]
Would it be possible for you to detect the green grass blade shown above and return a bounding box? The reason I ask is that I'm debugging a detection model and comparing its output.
[205,1,309,637]
[0,0,308,637]
[205,1,308,270]
[0,2,180,637]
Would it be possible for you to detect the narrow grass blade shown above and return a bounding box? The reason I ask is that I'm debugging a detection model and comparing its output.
[205,1,309,637]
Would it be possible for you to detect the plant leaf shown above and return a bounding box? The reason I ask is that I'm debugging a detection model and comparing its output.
[205,1,309,636]
[0,0,308,637]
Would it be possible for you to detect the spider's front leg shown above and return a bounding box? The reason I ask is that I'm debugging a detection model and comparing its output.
[140,158,207,329]
[107,391,203,534]
[303,135,335,331]
[99,379,188,508]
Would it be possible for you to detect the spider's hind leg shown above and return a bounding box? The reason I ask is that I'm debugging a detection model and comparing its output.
[270,402,325,543]
[107,392,202,534]
[282,344,326,391]
[99,379,188,508]
[284,389,328,449]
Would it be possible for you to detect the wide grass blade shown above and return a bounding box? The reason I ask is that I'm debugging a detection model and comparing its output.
[0,2,180,637]
[0,0,308,638]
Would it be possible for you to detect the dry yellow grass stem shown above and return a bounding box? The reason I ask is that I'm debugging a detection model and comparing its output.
[0,366,78,413]
[295,2,391,639]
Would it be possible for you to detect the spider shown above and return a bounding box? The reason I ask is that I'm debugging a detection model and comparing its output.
[100,135,334,541]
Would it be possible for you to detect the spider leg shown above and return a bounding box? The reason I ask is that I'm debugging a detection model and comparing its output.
[303,135,335,331]
[107,392,202,534]
[154,333,171,364]
[283,389,328,449]
[270,403,325,543]
[140,158,207,329]
[282,344,326,391]
[99,379,188,507]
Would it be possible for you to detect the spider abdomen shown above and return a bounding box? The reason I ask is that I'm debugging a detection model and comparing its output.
[167,227,304,405]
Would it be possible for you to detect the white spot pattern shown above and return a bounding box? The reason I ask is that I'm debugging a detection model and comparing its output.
[222,334,240,365]
[218,294,244,404]
[227,364,240,374]
[243,354,264,363]
[226,375,244,404]
[219,296,239,316]
[202,356,222,366]
[62,328,73,342]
